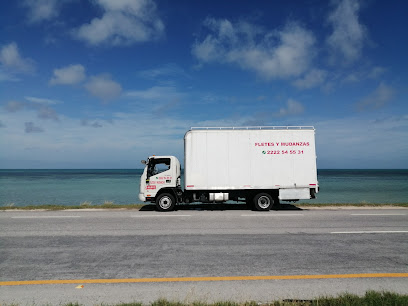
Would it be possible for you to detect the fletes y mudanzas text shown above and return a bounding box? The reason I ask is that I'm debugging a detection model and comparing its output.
[255,142,310,147]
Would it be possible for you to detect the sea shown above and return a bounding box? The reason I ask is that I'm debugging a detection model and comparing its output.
[0,169,407,207]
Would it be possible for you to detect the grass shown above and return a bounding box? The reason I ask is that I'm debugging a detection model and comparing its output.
[296,203,408,208]
[3,291,408,305]
[52,291,408,306]
[306,290,408,305]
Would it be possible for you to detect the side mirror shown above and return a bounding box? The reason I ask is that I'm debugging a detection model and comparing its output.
[141,160,147,165]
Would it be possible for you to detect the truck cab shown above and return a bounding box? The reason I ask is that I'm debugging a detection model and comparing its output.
[139,156,181,211]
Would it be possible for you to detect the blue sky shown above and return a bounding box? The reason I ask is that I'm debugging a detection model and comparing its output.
[0,0,407,169]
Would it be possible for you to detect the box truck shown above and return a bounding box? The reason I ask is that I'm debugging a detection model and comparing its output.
[139,127,318,211]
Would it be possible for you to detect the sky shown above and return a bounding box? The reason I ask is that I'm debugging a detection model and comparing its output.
[0,0,407,169]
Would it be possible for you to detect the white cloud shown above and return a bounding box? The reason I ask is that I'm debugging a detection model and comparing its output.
[81,119,103,128]
[368,66,387,79]
[192,19,316,80]
[22,0,62,23]
[326,0,366,64]
[277,99,305,116]
[73,0,164,46]
[1,105,407,168]
[0,108,190,168]
[126,86,182,100]
[49,64,86,85]
[85,74,122,102]
[357,83,395,111]
[138,63,190,80]
[0,69,20,82]
[3,98,59,121]
[49,64,124,102]
[4,101,26,112]
[125,86,185,116]
[25,122,44,133]
[314,115,408,168]
[343,66,387,83]
[0,42,35,74]
[37,106,59,121]
[293,69,327,89]
[25,96,61,105]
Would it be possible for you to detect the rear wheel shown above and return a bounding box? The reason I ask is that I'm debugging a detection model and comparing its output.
[156,193,176,212]
[254,193,273,211]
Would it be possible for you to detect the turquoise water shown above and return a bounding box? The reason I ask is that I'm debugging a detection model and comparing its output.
[0,169,407,206]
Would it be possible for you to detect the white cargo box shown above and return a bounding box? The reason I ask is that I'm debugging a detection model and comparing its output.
[184,127,318,198]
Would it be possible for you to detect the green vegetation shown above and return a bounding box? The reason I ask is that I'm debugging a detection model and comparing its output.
[2,291,408,305]
[313,290,408,305]
[296,203,408,208]
[38,291,408,306]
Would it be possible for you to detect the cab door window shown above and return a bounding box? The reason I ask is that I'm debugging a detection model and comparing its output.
[147,158,171,179]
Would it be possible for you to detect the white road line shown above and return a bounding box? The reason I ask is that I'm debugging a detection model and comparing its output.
[241,214,303,217]
[11,216,81,219]
[131,215,191,218]
[351,214,406,216]
[331,231,408,234]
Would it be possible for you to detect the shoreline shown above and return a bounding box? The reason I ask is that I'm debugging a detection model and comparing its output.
[1,203,407,211]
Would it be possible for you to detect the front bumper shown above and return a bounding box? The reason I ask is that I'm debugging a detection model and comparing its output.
[138,193,146,202]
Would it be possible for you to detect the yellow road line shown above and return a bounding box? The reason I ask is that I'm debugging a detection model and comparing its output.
[1,273,408,286]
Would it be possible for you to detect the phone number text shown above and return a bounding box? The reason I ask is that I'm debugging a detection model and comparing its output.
[262,150,304,155]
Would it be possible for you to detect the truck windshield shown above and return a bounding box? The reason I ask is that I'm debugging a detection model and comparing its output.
[147,158,171,178]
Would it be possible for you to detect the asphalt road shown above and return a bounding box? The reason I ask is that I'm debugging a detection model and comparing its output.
[1,207,408,305]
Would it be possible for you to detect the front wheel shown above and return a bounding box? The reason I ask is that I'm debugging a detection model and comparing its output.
[156,193,176,212]
[253,193,273,211]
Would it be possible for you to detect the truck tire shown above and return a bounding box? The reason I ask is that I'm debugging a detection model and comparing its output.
[156,193,176,212]
[254,193,273,211]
